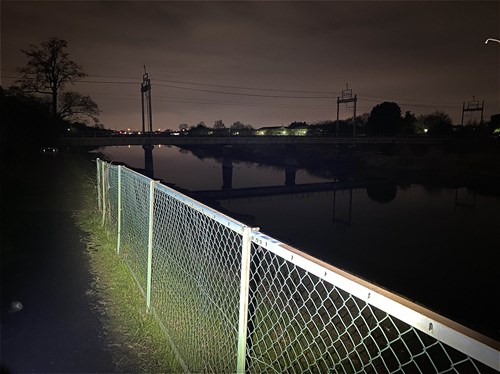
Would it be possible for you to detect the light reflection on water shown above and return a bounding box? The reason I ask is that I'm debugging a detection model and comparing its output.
[99,145,500,340]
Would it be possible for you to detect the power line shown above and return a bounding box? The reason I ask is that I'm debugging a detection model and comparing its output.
[86,73,340,94]
[89,93,332,110]
[0,74,467,110]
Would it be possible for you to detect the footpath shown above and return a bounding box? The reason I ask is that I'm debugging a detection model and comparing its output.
[1,151,116,373]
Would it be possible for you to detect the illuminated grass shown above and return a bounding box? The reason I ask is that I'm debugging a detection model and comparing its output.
[73,169,183,373]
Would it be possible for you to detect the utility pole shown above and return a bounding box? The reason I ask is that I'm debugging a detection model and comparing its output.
[461,96,484,126]
[141,66,153,135]
[336,84,358,137]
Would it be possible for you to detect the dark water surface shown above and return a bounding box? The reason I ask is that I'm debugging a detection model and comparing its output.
[98,145,500,340]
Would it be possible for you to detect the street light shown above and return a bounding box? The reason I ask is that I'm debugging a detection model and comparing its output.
[485,38,500,44]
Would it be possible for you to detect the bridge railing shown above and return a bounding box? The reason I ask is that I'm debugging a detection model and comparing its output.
[96,159,499,373]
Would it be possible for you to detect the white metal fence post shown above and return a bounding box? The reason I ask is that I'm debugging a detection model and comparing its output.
[96,158,102,211]
[146,179,157,310]
[101,161,107,226]
[236,226,252,373]
[117,165,122,254]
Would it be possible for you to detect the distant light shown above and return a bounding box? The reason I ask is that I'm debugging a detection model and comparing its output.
[67,128,70,131]
[424,128,428,133]
[485,38,500,44]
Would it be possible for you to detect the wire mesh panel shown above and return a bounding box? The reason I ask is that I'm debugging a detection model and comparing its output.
[119,168,152,296]
[105,164,119,233]
[150,184,245,373]
[246,236,499,373]
[95,160,499,374]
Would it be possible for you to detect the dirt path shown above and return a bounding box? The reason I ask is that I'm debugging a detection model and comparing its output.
[1,152,116,373]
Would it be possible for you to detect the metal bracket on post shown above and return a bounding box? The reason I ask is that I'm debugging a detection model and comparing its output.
[236,226,253,373]
[146,179,157,311]
[116,165,122,254]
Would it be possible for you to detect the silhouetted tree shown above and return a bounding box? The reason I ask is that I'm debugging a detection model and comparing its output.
[189,121,210,135]
[366,182,398,203]
[489,114,500,134]
[288,121,308,129]
[16,37,86,119]
[367,102,402,134]
[231,121,246,130]
[214,119,225,129]
[1,87,59,148]
[419,111,453,135]
[401,111,416,135]
[179,123,189,131]
[58,91,100,124]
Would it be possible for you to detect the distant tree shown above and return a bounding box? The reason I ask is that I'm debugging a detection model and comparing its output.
[179,123,189,131]
[419,111,453,135]
[366,182,398,203]
[231,121,246,130]
[2,87,61,146]
[190,121,209,135]
[214,119,225,129]
[367,102,402,134]
[401,111,416,135]
[489,114,500,133]
[288,121,308,129]
[16,37,86,119]
[58,91,100,124]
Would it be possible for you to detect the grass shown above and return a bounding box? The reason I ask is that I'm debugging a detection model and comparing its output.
[73,165,184,373]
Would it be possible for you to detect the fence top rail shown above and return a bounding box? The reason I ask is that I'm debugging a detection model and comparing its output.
[99,160,251,235]
[97,158,499,370]
[154,181,251,235]
[251,231,500,371]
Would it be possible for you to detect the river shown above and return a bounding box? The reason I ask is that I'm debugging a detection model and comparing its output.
[96,144,500,341]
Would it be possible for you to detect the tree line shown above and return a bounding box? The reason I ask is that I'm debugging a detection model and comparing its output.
[3,37,499,144]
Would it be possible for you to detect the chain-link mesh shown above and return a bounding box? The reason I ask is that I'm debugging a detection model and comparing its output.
[151,185,243,372]
[118,167,152,296]
[105,164,119,234]
[245,240,498,373]
[95,159,499,373]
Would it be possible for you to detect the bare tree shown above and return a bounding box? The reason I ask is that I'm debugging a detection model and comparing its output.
[214,119,225,129]
[16,37,86,118]
[58,91,100,124]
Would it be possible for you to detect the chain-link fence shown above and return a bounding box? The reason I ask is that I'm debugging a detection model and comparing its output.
[96,159,499,373]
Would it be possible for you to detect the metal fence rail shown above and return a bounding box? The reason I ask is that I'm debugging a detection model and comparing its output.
[96,159,500,373]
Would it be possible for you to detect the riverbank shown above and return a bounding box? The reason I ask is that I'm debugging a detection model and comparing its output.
[0,149,180,372]
[0,150,116,373]
[73,158,182,372]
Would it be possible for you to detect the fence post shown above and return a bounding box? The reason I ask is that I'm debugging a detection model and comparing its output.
[236,226,252,373]
[146,179,157,310]
[101,161,107,226]
[96,158,102,211]
[116,165,122,254]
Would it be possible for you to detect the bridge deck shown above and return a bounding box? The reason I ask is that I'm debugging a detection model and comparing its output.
[57,135,469,147]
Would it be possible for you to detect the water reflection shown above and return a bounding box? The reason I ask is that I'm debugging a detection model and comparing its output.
[143,144,154,178]
[98,145,500,340]
[366,182,398,203]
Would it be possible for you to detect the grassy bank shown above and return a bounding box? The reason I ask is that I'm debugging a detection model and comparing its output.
[73,158,183,373]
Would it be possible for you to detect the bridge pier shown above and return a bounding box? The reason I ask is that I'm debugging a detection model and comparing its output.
[284,144,298,186]
[142,144,154,178]
[222,145,233,190]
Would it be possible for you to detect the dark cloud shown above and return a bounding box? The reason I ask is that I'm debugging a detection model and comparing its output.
[1,1,498,130]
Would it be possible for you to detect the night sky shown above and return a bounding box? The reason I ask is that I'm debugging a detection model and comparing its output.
[1,1,498,131]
